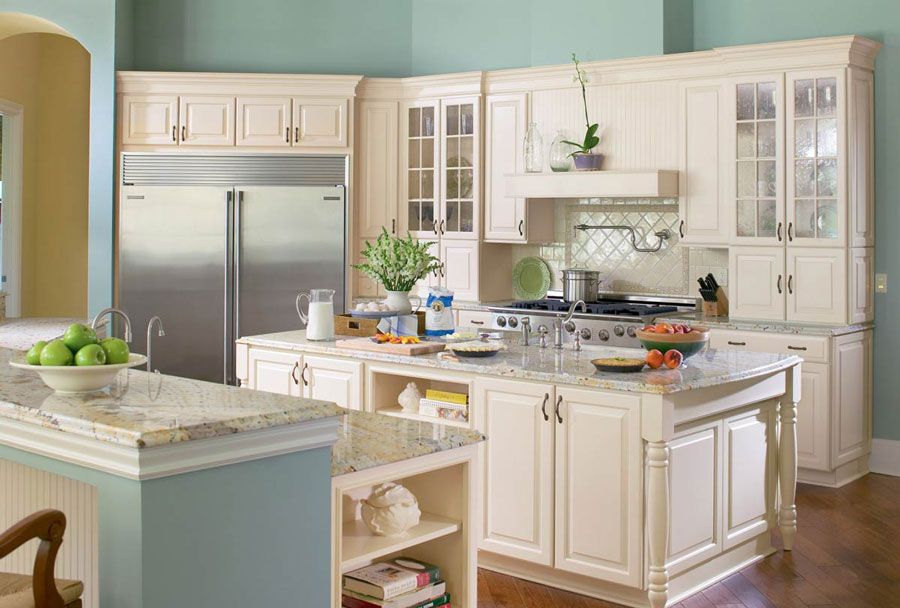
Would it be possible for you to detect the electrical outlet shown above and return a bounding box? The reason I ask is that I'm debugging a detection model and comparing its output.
[876,273,887,293]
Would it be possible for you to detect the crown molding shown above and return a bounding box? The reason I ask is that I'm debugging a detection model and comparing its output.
[358,71,483,100]
[116,71,364,97]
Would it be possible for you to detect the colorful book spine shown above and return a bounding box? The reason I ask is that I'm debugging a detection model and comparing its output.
[424,389,468,405]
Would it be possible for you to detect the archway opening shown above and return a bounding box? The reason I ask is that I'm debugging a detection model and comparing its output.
[0,12,90,318]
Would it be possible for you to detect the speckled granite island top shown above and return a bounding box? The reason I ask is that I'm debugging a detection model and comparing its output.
[0,347,343,448]
[656,312,872,337]
[331,410,483,476]
[239,331,801,395]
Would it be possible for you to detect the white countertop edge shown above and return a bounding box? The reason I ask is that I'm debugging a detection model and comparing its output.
[0,416,340,481]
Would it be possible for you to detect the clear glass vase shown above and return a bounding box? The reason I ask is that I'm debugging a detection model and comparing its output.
[549,130,574,172]
[524,122,543,173]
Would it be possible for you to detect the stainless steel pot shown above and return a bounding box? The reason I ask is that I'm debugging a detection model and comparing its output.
[562,269,601,302]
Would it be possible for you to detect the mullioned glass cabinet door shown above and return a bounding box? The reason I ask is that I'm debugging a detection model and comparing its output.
[440,97,480,240]
[786,71,845,247]
[730,75,785,246]
[402,100,440,238]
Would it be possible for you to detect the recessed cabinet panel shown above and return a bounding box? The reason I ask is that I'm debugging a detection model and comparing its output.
[848,69,874,247]
[180,95,235,146]
[667,420,722,575]
[474,378,555,565]
[786,248,846,324]
[679,81,728,244]
[485,93,527,242]
[728,247,785,320]
[797,362,831,472]
[236,97,292,147]
[293,97,347,147]
[121,94,178,145]
[303,355,362,410]
[833,333,871,466]
[440,240,478,302]
[850,247,874,323]
[357,101,399,237]
[247,348,302,397]
[554,387,641,587]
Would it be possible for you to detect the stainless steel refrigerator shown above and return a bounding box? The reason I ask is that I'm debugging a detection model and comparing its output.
[117,154,347,384]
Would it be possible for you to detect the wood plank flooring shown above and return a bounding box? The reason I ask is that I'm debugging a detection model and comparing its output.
[477,474,900,608]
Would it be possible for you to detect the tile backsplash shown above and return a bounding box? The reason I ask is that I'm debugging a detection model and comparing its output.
[510,199,728,298]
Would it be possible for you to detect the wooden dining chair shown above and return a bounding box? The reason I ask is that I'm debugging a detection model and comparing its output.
[0,509,83,608]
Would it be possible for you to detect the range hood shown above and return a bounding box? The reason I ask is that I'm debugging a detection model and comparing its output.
[505,170,679,199]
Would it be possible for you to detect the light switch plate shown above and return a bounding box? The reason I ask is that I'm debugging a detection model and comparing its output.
[876,273,887,293]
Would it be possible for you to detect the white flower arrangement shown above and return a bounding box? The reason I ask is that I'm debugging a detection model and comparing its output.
[354,229,442,292]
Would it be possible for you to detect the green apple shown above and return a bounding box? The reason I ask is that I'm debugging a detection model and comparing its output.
[39,339,74,367]
[63,323,98,353]
[75,344,107,366]
[100,337,130,365]
[26,341,48,366]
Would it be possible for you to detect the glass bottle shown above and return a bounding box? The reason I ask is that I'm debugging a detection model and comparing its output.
[549,130,574,172]
[523,122,543,173]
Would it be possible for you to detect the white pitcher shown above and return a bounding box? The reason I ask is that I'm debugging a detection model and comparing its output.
[296,289,335,341]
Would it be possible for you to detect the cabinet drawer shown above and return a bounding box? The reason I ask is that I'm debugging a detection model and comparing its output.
[710,329,828,363]
[457,309,491,329]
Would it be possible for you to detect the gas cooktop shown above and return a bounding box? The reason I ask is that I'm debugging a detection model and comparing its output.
[506,299,678,317]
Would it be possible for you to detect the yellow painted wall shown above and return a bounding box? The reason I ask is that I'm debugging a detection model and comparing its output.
[0,33,89,317]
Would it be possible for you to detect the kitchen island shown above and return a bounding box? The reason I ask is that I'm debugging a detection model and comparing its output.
[238,331,802,608]
[0,346,344,608]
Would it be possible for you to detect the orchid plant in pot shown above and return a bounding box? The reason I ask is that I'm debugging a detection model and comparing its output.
[562,53,603,171]
[353,229,442,314]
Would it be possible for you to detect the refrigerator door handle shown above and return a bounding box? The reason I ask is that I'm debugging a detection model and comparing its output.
[234,190,244,375]
[225,189,235,384]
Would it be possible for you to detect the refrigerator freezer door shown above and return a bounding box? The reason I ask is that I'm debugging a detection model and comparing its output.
[234,185,345,361]
[119,186,231,382]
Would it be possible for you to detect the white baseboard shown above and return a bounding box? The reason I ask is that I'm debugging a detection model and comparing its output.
[869,438,900,477]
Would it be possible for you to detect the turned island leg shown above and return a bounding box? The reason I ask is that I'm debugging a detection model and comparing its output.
[778,363,800,550]
[647,440,670,608]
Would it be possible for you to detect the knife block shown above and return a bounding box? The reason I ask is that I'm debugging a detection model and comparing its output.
[702,287,729,317]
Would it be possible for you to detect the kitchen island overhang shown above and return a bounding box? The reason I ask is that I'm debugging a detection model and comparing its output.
[239,331,802,608]
[0,346,345,608]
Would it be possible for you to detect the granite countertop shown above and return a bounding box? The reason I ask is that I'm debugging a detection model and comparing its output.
[0,347,343,448]
[331,410,483,476]
[0,317,95,350]
[656,312,872,337]
[239,330,801,395]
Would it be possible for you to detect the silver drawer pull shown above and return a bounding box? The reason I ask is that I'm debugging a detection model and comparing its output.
[787,345,807,351]
[727,341,746,346]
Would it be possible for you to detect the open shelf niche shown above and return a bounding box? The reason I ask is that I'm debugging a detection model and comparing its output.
[366,364,474,429]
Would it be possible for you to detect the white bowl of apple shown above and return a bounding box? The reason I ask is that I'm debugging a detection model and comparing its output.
[10,323,147,394]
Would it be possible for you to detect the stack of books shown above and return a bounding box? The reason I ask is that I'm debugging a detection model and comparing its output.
[418,389,469,423]
[342,557,450,608]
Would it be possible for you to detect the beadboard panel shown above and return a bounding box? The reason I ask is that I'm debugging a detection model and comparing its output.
[0,460,99,608]
[530,81,680,171]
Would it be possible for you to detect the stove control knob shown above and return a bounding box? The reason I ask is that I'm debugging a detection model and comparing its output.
[598,329,610,342]
[626,326,637,338]
[614,325,625,337]
[507,317,519,329]
[580,328,592,340]
[496,316,507,328]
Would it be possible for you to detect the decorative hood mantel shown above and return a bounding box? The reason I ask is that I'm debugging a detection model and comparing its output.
[505,170,679,199]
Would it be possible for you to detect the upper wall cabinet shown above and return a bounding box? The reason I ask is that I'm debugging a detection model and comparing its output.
[356,100,399,238]
[116,72,362,151]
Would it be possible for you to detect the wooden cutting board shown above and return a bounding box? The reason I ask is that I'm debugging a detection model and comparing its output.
[334,337,446,356]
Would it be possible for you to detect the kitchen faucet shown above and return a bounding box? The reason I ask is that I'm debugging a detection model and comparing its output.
[146,317,165,372]
[521,316,532,346]
[91,307,133,343]
[554,300,586,349]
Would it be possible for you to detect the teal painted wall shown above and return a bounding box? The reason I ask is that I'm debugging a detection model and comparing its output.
[693,0,900,441]
[0,0,117,315]
[129,0,413,76]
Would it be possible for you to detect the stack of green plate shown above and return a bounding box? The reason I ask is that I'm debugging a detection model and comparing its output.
[512,257,551,301]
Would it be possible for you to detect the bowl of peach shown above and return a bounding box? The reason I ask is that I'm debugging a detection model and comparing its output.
[635,323,710,361]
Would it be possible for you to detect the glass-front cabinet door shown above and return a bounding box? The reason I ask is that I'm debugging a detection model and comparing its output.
[402,100,440,238]
[440,97,480,240]
[730,75,785,245]
[786,71,844,247]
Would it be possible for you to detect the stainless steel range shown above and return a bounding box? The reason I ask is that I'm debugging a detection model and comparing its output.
[488,292,696,348]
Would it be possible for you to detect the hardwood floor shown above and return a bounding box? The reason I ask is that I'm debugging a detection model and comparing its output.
[477,474,900,608]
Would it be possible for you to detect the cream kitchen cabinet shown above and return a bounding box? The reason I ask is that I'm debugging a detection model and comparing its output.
[728,246,786,320]
[440,240,479,302]
[236,96,348,148]
[475,378,555,565]
[356,100,399,237]
[121,94,179,145]
[236,346,363,410]
[294,97,348,147]
[179,95,235,146]
[554,387,642,587]
[484,93,554,244]
[710,327,872,486]
[236,96,292,147]
[456,309,491,330]
[678,80,729,245]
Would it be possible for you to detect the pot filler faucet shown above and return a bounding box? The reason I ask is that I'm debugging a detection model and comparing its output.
[91,308,133,343]
[554,300,586,349]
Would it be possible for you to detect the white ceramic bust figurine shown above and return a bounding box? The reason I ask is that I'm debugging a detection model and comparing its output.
[360,482,422,537]
[397,382,421,413]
